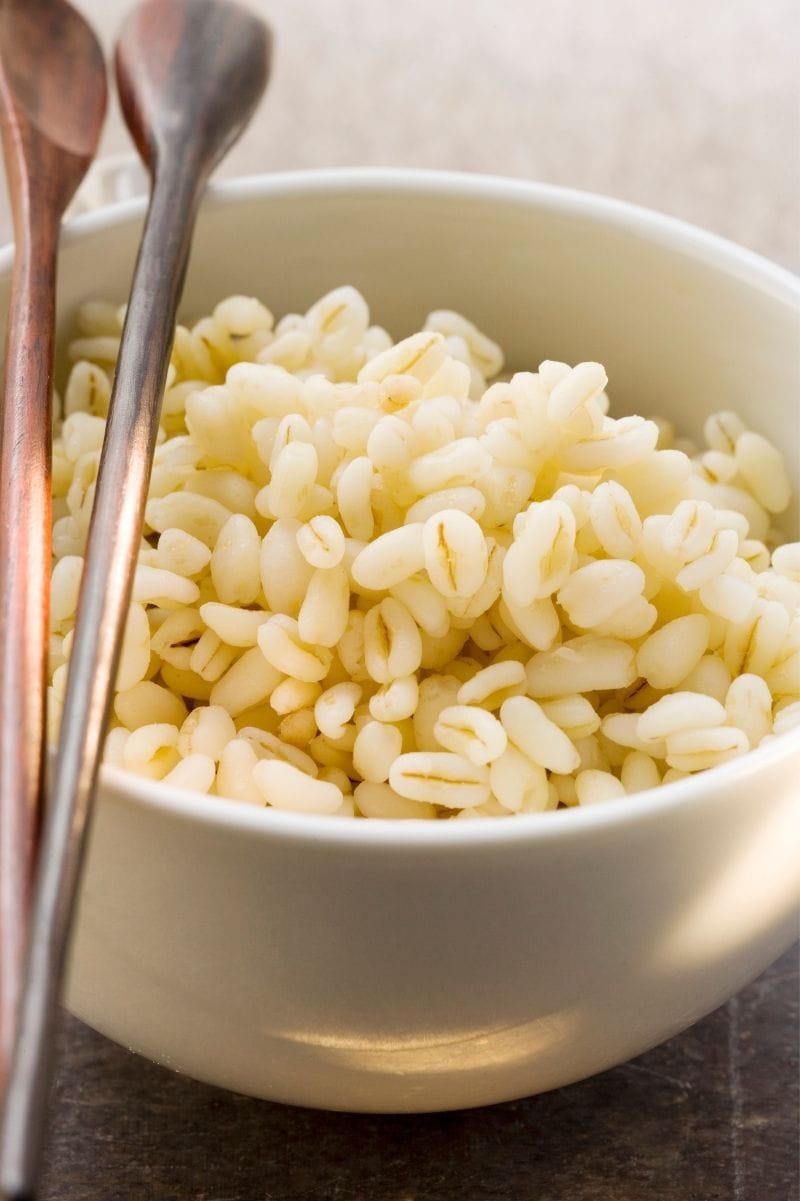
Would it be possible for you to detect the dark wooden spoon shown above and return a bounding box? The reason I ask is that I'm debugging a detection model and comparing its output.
[0,0,106,1099]
[0,2,270,1197]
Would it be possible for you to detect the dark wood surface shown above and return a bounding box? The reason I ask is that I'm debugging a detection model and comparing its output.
[40,945,798,1201]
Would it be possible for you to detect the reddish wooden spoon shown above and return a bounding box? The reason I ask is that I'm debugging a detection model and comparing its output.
[0,0,106,1101]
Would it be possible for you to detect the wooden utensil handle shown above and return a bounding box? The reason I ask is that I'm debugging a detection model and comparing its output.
[0,161,201,1198]
[0,212,58,1094]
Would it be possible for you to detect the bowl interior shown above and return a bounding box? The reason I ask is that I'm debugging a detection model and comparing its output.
[46,171,799,506]
[24,169,800,829]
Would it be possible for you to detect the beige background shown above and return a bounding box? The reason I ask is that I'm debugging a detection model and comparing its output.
[1,0,798,268]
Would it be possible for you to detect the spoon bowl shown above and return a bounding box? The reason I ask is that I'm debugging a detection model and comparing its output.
[0,0,106,183]
[115,0,271,175]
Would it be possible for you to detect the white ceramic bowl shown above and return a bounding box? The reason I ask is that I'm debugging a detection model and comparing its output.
[10,170,799,1113]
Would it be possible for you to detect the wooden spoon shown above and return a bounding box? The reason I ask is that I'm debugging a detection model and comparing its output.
[0,0,106,1097]
[0,2,270,1197]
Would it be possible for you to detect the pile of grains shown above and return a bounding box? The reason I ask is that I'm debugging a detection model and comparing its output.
[49,287,800,819]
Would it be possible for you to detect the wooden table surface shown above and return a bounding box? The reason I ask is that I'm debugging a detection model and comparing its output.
[1,0,797,1197]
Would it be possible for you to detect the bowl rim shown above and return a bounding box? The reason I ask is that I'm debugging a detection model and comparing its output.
[49,165,800,299]
[101,725,798,849]
[33,167,800,848]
